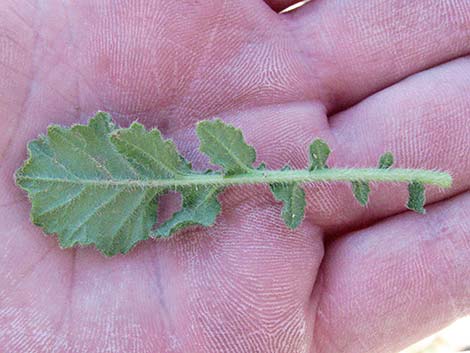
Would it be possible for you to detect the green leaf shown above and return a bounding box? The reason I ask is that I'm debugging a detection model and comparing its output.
[351,181,370,206]
[309,139,330,170]
[197,119,256,175]
[15,112,450,256]
[110,121,192,178]
[407,181,426,214]
[111,122,225,238]
[15,112,159,256]
[257,162,266,171]
[270,166,306,229]
[15,112,224,256]
[378,152,394,169]
[156,185,222,237]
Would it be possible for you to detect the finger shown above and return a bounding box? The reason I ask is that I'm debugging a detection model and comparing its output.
[287,0,470,110]
[318,57,470,232]
[312,192,470,353]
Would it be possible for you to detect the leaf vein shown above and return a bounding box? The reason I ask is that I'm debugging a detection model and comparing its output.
[52,131,114,179]
[66,187,126,239]
[200,126,252,173]
[108,189,155,251]
[36,186,87,217]
[113,135,183,177]
[30,143,80,180]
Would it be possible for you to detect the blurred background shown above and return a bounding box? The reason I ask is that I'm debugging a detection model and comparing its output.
[399,317,470,353]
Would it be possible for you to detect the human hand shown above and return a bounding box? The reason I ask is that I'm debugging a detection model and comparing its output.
[1,1,469,352]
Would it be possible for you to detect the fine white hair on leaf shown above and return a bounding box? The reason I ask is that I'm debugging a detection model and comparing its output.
[14,112,453,256]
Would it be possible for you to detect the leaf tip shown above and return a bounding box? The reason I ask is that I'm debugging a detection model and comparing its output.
[378,152,394,169]
[309,138,331,171]
[196,118,255,175]
[440,172,453,189]
[351,181,370,206]
[407,181,426,214]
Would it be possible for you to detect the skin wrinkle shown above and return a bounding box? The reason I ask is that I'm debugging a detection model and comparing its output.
[19,4,83,106]
[152,256,178,347]
[61,0,83,118]
[0,23,86,123]
[92,4,196,124]
[144,231,203,349]
[11,245,57,290]
[323,187,470,239]
[429,207,470,315]
[1,230,65,350]
[324,57,470,234]
[184,0,226,100]
[25,8,106,117]
[55,249,77,343]
[313,193,470,353]
[13,3,317,132]
[1,6,103,164]
[0,57,32,79]
[287,0,470,113]
[6,2,36,31]
[184,199,324,351]
[0,7,35,161]
[166,10,324,125]
[311,286,344,353]
[0,198,28,209]
[9,3,79,78]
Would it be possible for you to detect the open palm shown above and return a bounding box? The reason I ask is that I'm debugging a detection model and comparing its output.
[1,1,469,352]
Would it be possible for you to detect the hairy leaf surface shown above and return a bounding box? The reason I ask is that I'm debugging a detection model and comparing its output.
[16,113,223,255]
[197,119,256,175]
[407,181,426,214]
[352,181,370,206]
[270,167,306,229]
[111,121,192,178]
[156,185,222,237]
[15,112,450,256]
[379,152,394,169]
[309,139,330,170]
[15,113,159,255]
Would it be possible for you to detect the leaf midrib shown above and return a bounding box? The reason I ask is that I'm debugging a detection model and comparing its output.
[16,167,453,188]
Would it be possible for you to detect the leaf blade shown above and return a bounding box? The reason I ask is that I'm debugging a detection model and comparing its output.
[378,152,394,169]
[110,122,191,178]
[15,112,160,255]
[270,167,306,229]
[407,181,426,214]
[196,119,256,175]
[156,185,222,237]
[309,139,330,170]
[351,181,370,206]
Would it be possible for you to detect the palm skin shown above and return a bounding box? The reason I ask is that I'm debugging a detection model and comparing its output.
[1,1,469,352]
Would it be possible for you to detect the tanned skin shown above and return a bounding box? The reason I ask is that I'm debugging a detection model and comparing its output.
[0,1,469,352]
